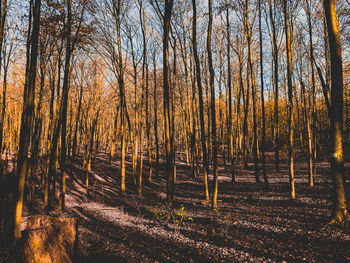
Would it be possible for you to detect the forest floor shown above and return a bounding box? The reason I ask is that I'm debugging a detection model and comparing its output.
[1,149,350,262]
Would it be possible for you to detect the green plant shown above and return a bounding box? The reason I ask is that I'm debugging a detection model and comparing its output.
[152,204,194,224]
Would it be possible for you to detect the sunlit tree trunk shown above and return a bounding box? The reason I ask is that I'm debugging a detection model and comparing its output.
[217,39,224,170]
[137,0,147,194]
[114,0,126,196]
[323,0,349,223]
[128,30,139,185]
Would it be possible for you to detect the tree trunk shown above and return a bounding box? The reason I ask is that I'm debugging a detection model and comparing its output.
[259,0,268,187]
[208,0,218,210]
[163,0,174,206]
[269,0,280,172]
[115,0,126,196]
[72,66,84,158]
[305,0,315,187]
[153,50,159,177]
[14,0,41,240]
[284,0,295,199]
[226,0,235,183]
[192,0,209,201]
[323,0,348,223]
[245,0,260,184]
[0,0,8,163]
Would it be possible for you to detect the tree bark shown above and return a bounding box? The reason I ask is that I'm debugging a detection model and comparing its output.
[208,0,218,210]
[245,0,260,184]
[323,0,349,223]
[259,0,268,187]
[284,0,295,199]
[226,0,235,183]
[163,0,174,206]
[192,0,209,201]
[14,0,41,240]
[269,0,280,172]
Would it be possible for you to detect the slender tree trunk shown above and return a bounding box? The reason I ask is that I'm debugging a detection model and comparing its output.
[189,45,199,178]
[284,0,295,199]
[115,0,126,196]
[29,60,45,197]
[58,0,74,210]
[163,0,174,206]
[153,50,159,177]
[0,0,8,162]
[192,0,209,201]
[138,1,147,194]
[72,68,84,158]
[0,60,7,167]
[242,60,250,170]
[259,0,268,187]
[208,0,218,210]
[138,124,144,195]
[269,0,279,172]
[226,0,235,183]
[245,0,260,183]
[86,109,100,197]
[129,34,139,185]
[305,0,316,187]
[146,58,152,183]
[171,37,177,184]
[44,65,56,208]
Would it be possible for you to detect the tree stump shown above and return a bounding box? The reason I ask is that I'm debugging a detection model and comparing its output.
[22,215,77,263]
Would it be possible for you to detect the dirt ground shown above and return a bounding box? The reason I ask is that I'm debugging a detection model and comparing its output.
[1,150,350,262]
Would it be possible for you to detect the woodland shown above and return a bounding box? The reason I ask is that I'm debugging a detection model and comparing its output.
[0,0,349,262]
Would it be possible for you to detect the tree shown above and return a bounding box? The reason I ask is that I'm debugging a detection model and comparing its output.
[245,0,260,183]
[259,0,268,187]
[268,0,280,172]
[151,0,175,206]
[46,0,86,210]
[14,0,41,240]
[114,0,127,196]
[283,0,295,199]
[192,0,209,201]
[303,0,315,187]
[324,0,349,223]
[225,0,235,183]
[208,0,218,210]
[0,0,8,162]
